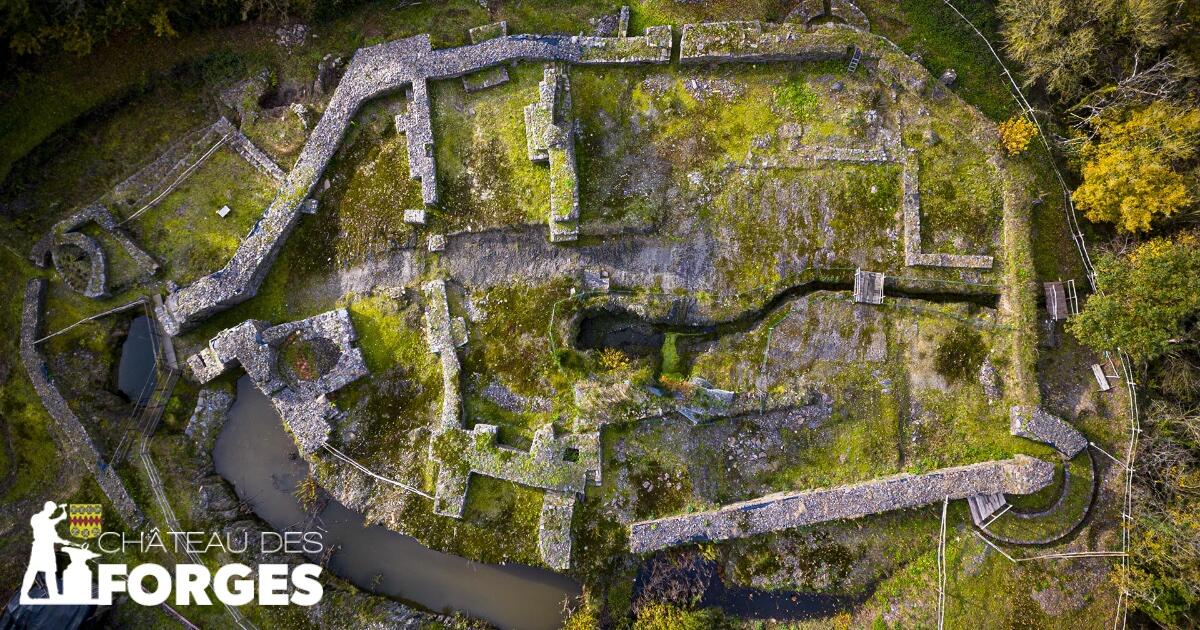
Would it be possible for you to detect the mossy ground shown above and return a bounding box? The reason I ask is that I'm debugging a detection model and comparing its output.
[125,147,277,285]
[432,63,550,232]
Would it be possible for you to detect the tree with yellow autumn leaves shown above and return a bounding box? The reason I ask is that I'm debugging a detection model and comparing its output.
[1072,102,1200,232]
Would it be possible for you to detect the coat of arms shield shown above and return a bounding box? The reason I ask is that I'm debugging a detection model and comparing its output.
[68,504,103,539]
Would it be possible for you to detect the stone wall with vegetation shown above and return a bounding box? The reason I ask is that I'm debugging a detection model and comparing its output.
[19,279,144,527]
[629,455,1054,553]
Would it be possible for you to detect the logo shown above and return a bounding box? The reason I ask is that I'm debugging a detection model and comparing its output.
[19,500,325,607]
[68,504,102,539]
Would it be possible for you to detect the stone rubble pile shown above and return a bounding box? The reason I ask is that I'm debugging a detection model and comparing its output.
[1010,406,1088,457]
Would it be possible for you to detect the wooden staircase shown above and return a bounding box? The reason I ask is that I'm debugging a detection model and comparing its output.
[967,492,1007,526]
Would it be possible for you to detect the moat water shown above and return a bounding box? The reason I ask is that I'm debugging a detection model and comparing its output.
[212,377,580,630]
[117,315,156,404]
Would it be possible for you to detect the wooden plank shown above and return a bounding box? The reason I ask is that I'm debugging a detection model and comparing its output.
[854,269,884,305]
[1044,281,1067,320]
[1092,364,1112,391]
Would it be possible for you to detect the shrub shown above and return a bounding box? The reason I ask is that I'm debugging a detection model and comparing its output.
[997,115,1038,155]
[934,326,987,383]
[598,347,631,371]
[633,602,725,630]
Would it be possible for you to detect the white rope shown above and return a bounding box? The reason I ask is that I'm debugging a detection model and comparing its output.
[938,6,1141,628]
[1017,551,1128,561]
[321,443,433,499]
[138,438,257,629]
[939,0,1096,290]
[973,530,1017,562]
[1089,441,1130,470]
[34,299,146,344]
[937,496,948,630]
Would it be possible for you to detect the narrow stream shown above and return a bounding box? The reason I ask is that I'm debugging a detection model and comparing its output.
[117,315,156,404]
[633,555,869,621]
[213,377,581,630]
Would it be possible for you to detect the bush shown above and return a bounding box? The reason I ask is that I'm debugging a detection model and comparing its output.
[997,115,1038,155]
[934,326,986,383]
[633,602,725,630]
[598,347,631,371]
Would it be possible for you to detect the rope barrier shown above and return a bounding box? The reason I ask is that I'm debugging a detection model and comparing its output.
[119,133,230,226]
[321,443,434,500]
[939,0,1096,291]
[938,4,1141,627]
[33,299,147,344]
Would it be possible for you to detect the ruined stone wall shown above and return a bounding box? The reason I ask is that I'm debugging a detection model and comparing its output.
[162,30,672,333]
[213,117,286,183]
[32,204,160,299]
[901,152,994,269]
[422,278,600,569]
[19,279,144,528]
[678,21,930,93]
[423,280,463,434]
[1010,406,1087,457]
[679,21,854,64]
[185,309,368,454]
[628,455,1055,553]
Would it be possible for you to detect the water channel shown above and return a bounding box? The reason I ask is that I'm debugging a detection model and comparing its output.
[212,377,581,630]
[117,315,156,404]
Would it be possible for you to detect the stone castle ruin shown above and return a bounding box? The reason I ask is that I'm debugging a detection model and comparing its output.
[424,279,600,570]
[525,64,580,242]
[22,2,1090,578]
[186,309,369,454]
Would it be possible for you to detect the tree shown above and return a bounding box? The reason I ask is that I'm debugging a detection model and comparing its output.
[1124,400,1200,628]
[1072,102,1200,232]
[998,0,1116,100]
[1068,233,1200,362]
[998,0,1200,106]
[0,0,359,60]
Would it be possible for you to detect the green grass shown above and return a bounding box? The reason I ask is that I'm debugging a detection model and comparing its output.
[125,148,276,285]
[987,451,1094,542]
[431,62,550,232]
[347,295,436,376]
[910,106,1004,256]
[462,280,578,404]
[859,0,1021,121]
[316,109,422,267]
